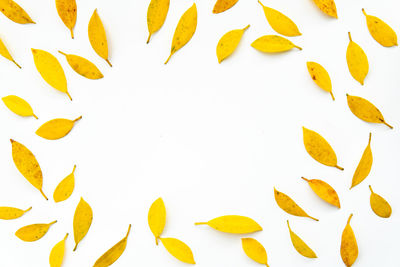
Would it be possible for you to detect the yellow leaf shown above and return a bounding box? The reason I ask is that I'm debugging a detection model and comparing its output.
[55,0,77,39]
[274,188,318,221]
[195,215,262,234]
[0,206,31,220]
[340,214,358,267]
[0,37,20,68]
[216,25,249,63]
[146,0,170,43]
[49,233,68,267]
[31,49,71,101]
[303,127,343,170]
[312,0,337,18]
[0,0,34,24]
[160,237,195,264]
[213,0,238,14]
[2,95,37,119]
[36,116,82,140]
[362,9,397,47]
[287,220,317,258]
[73,197,93,251]
[241,238,269,266]
[258,1,301,37]
[346,32,369,85]
[302,177,340,208]
[53,165,76,203]
[306,61,334,100]
[59,51,103,80]
[148,197,166,245]
[350,133,373,189]
[369,185,392,218]
[346,94,393,129]
[251,35,301,53]
[10,139,48,200]
[15,220,57,242]
[93,225,131,267]
[89,9,111,67]
[165,3,197,64]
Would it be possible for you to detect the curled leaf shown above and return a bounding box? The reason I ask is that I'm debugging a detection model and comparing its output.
[160,237,195,264]
[146,0,170,43]
[362,9,397,47]
[0,206,32,220]
[2,95,37,119]
[36,116,82,140]
[369,186,392,218]
[287,220,317,258]
[89,9,111,67]
[59,51,103,80]
[55,0,77,38]
[346,32,369,85]
[241,238,269,266]
[213,0,238,14]
[216,25,249,63]
[302,177,340,208]
[0,0,34,24]
[306,61,334,100]
[73,197,93,251]
[251,35,301,53]
[49,233,68,267]
[16,220,57,242]
[195,215,262,234]
[340,214,358,267]
[351,133,373,189]
[274,188,318,221]
[148,197,166,245]
[53,165,76,203]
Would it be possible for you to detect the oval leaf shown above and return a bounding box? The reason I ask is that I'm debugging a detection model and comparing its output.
[213,0,238,14]
[251,35,301,53]
[287,220,317,258]
[307,61,334,100]
[0,0,34,24]
[56,0,77,38]
[89,9,111,66]
[2,95,37,119]
[216,25,249,63]
[73,197,93,251]
[302,177,340,208]
[346,32,369,85]
[49,233,68,267]
[312,0,337,18]
[195,215,262,234]
[241,238,269,266]
[148,197,166,245]
[351,133,373,189]
[369,186,392,218]
[0,206,32,220]
[362,9,397,47]
[160,237,195,264]
[16,220,57,242]
[36,116,82,140]
[146,0,170,43]
[0,37,21,68]
[340,214,358,267]
[53,165,76,203]
[59,51,103,79]
[274,188,318,221]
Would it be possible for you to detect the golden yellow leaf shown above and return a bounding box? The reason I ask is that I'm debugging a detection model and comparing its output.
[241,238,269,266]
[160,237,195,264]
[287,220,317,258]
[89,9,111,67]
[0,37,20,68]
[362,9,397,47]
[346,94,393,129]
[49,233,68,267]
[0,0,34,24]
[251,35,301,53]
[303,127,343,170]
[216,25,249,63]
[165,3,197,64]
[93,224,131,267]
[36,116,82,140]
[274,188,318,221]
[15,220,57,242]
[148,197,166,245]
[0,206,31,220]
[53,165,76,203]
[2,95,37,119]
[346,32,369,85]
[31,48,71,101]
[55,0,77,39]
[302,177,340,208]
[312,0,337,18]
[369,185,392,218]
[213,0,238,14]
[10,139,48,200]
[146,0,170,43]
[306,61,334,100]
[195,215,262,234]
[73,197,93,251]
[258,1,301,37]
[340,214,358,267]
[59,51,103,80]
[350,133,373,189]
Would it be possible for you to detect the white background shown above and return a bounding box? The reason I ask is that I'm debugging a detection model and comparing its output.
[0,0,399,266]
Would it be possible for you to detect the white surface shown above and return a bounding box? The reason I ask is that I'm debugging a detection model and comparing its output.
[0,0,399,266]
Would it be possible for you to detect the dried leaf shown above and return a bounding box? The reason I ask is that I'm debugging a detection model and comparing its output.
[274,188,318,221]
[312,0,337,18]
[53,165,76,203]
[146,0,170,43]
[241,238,269,266]
[306,61,334,100]
[0,37,20,68]
[251,35,301,53]
[0,0,34,24]
[369,185,392,218]
[216,25,249,63]
[16,220,57,242]
[49,233,68,267]
[73,197,93,251]
[2,95,37,119]
[0,206,31,220]
[287,220,317,258]
[347,94,393,129]
[59,51,103,79]
[148,198,166,245]
[340,214,358,267]
[55,0,77,39]
[36,116,82,140]
[195,215,262,234]
[89,9,111,67]
[346,32,369,85]
[165,4,197,64]
[302,177,340,208]
[351,133,373,189]
[303,127,343,170]
[160,237,195,264]
[93,225,131,267]
[213,0,238,14]
[258,1,301,37]
[10,139,48,200]
[362,9,397,47]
